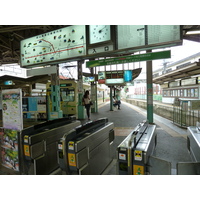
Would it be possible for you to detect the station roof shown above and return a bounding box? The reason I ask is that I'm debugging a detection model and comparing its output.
[153,61,200,85]
[0,74,50,89]
[0,25,200,65]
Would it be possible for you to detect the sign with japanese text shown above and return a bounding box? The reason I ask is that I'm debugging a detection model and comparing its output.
[86,50,171,68]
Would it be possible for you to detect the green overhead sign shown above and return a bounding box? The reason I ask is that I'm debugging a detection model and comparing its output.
[86,50,171,68]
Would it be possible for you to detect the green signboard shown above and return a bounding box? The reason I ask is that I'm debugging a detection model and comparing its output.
[86,50,171,68]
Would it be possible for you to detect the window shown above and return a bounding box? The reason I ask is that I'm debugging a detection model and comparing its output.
[177,90,180,96]
[180,89,183,97]
[188,89,191,97]
[191,89,194,97]
[195,88,198,97]
[60,88,75,102]
[184,89,187,97]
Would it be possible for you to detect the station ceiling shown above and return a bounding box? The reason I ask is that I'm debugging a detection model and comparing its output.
[0,25,200,65]
[0,74,50,89]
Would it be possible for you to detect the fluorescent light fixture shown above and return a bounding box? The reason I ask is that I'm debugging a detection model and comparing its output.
[186,30,200,35]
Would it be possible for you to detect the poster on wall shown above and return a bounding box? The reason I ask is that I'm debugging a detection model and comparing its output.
[2,89,23,131]
[1,89,23,172]
[1,129,19,171]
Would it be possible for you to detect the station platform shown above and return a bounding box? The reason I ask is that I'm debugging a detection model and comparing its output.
[80,100,192,175]
[0,100,192,175]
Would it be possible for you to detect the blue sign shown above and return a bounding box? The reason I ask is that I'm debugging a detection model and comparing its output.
[124,70,132,82]
[4,80,13,85]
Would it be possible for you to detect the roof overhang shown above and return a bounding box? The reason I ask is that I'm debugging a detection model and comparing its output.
[153,62,200,85]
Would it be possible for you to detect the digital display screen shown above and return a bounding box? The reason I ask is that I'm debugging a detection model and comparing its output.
[106,78,124,85]
[98,70,135,85]
[60,83,73,87]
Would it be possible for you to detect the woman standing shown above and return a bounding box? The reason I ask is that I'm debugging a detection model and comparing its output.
[82,90,91,120]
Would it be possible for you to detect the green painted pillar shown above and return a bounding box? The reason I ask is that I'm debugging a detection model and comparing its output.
[110,86,113,111]
[91,83,97,113]
[49,66,63,120]
[89,60,98,113]
[146,50,154,124]
[78,92,85,119]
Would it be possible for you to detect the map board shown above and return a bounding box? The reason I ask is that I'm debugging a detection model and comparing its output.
[20,25,86,67]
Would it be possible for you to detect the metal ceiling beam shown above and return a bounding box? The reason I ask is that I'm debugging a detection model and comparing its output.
[0,25,47,33]
[0,44,11,50]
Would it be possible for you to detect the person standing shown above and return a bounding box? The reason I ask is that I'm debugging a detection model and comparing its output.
[82,90,91,120]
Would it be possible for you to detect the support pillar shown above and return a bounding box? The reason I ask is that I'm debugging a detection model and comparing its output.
[146,50,154,124]
[77,60,85,119]
[49,65,63,120]
[90,66,97,113]
[110,86,113,111]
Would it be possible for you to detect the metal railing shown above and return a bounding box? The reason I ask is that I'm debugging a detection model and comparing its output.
[173,100,200,128]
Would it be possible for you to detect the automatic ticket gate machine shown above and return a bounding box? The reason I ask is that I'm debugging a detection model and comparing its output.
[117,121,157,175]
[58,118,115,175]
[178,124,200,175]
[20,117,81,175]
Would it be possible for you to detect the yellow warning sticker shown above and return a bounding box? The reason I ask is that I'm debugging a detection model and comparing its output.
[134,150,142,161]
[68,153,76,167]
[133,165,144,175]
[24,135,29,143]
[68,141,74,150]
[24,145,30,157]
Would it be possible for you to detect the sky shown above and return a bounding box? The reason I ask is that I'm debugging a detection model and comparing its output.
[155,39,200,66]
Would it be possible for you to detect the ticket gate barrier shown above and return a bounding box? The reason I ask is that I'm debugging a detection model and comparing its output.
[58,117,115,175]
[19,117,81,175]
[176,125,200,175]
[117,121,157,175]
[187,125,200,162]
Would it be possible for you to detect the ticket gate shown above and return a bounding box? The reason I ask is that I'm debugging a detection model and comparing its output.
[117,121,157,175]
[58,117,115,175]
[19,117,81,175]
[177,125,200,175]
[187,125,200,162]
